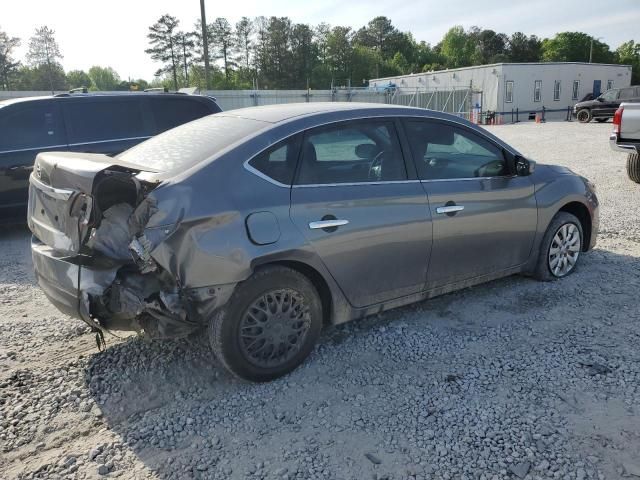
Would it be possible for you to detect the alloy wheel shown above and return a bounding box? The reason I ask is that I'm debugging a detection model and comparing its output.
[577,110,590,122]
[239,289,311,368]
[548,223,581,277]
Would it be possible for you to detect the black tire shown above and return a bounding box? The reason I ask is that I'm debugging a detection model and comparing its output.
[209,266,322,382]
[576,109,592,123]
[534,212,584,282]
[627,152,640,184]
[595,118,608,123]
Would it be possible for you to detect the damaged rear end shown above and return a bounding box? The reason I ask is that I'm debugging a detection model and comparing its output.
[28,152,198,339]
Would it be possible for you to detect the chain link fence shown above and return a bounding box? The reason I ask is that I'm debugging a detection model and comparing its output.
[1,87,478,120]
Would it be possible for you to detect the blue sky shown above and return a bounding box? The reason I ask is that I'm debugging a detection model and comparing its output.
[6,0,640,80]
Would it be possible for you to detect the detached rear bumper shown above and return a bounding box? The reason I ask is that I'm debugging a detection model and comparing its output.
[31,237,119,330]
[610,133,639,153]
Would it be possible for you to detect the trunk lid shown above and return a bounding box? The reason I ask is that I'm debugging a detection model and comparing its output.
[28,152,152,255]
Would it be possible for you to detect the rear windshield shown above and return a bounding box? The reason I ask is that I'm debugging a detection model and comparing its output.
[117,114,269,172]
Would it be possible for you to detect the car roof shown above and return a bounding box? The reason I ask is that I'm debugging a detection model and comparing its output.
[0,92,208,108]
[218,102,437,124]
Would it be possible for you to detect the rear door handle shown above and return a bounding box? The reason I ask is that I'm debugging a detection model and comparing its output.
[309,219,349,229]
[436,205,465,214]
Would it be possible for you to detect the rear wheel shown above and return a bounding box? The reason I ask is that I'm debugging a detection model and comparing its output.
[209,266,322,382]
[534,212,583,281]
[628,152,640,184]
[577,109,592,123]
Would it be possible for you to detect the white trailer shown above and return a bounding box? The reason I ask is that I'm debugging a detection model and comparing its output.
[370,62,633,121]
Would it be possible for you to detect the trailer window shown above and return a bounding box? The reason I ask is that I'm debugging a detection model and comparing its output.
[534,80,542,102]
[505,81,514,103]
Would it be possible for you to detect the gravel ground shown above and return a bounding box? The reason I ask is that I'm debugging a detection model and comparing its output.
[1,120,639,480]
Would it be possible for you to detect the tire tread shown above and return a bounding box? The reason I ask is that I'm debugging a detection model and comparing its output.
[627,153,640,184]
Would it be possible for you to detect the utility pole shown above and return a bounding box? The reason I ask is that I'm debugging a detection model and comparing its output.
[589,36,603,63]
[199,0,211,90]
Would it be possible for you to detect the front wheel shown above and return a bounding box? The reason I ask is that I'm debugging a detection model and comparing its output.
[209,266,322,382]
[576,109,592,123]
[627,152,640,184]
[534,212,583,281]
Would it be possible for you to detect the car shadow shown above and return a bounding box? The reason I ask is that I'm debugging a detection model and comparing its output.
[79,244,639,479]
[0,223,37,287]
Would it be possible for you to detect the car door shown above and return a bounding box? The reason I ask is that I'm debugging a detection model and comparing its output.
[0,101,67,219]
[289,119,432,308]
[593,89,619,117]
[63,97,153,156]
[403,119,537,288]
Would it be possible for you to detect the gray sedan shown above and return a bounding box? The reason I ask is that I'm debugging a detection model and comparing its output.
[28,103,599,382]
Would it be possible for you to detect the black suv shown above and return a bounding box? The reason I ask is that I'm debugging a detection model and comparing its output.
[574,86,640,123]
[0,92,221,221]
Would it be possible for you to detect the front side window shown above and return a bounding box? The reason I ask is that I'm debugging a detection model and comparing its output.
[65,100,147,144]
[553,80,561,101]
[248,135,301,185]
[534,80,542,102]
[572,80,580,100]
[296,121,406,185]
[405,120,509,180]
[0,102,64,151]
[505,81,514,103]
[600,89,618,102]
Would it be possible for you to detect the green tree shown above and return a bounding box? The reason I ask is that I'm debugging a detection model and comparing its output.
[0,28,21,90]
[507,32,542,62]
[145,14,181,91]
[175,32,195,86]
[326,26,353,86]
[88,66,120,90]
[26,26,63,93]
[14,64,66,91]
[235,17,254,69]
[66,69,92,89]
[616,40,640,84]
[440,26,473,68]
[290,24,316,88]
[210,17,235,81]
[468,27,508,64]
[542,32,613,63]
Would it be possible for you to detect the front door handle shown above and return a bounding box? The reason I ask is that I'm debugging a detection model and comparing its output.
[309,219,349,230]
[436,205,465,215]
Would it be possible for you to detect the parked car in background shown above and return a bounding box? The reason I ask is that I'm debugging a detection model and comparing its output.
[0,91,221,221]
[610,103,640,183]
[28,103,599,382]
[574,86,640,123]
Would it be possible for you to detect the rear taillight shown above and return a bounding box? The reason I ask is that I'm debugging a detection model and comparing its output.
[613,106,623,134]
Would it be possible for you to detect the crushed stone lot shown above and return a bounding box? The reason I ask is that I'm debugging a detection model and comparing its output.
[1,120,640,480]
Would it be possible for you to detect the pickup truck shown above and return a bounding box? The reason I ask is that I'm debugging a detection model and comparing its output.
[610,103,640,183]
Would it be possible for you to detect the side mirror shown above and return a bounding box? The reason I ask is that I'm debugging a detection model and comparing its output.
[516,156,535,176]
[597,96,604,102]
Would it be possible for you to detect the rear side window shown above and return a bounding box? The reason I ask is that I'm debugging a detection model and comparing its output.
[64,99,147,144]
[248,135,301,185]
[151,97,215,133]
[118,114,268,172]
[0,102,65,151]
[405,120,509,180]
[619,88,636,100]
